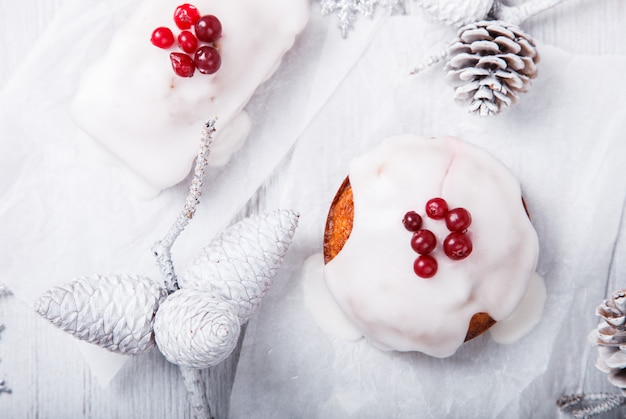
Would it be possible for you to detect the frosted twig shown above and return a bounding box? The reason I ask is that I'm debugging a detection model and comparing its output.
[152,119,217,293]
[151,119,217,419]
[180,367,212,419]
[557,393,626,418]
[409,45,449,75]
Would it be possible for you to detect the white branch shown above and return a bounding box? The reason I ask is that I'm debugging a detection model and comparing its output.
[152,120,217,293]
[180,367,212,419]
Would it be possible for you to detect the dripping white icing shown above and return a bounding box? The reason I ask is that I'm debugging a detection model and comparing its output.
[302,253,363,341]
[489,272,546,344]
[323,135,541,358]
[71,0,309,196]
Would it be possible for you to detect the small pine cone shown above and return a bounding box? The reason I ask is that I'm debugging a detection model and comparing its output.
[179,209,299,324]
[153,289,240,369]
[445,20,539,116]
[589,290,626,393]
[34,275,167,355]
[414,0,494,27]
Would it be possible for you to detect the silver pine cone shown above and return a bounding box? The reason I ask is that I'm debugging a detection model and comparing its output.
[34,274,167,355]
[179,209,299,324]
[589,290,626,392]
[445,20,539,116]
[153,288,241,369]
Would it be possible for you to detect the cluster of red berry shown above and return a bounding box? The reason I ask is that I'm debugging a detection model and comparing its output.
[150,4,222,77]
[402,197,473,279]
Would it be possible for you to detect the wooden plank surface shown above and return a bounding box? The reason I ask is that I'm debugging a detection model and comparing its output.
[0,0,625,418]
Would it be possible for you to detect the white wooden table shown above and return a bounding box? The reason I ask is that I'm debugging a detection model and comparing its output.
[1,0,625,418]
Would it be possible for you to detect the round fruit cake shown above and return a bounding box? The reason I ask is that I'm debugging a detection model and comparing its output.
[322,135,539,357]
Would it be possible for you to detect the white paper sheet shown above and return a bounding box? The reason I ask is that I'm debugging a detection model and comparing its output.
[2,1,625,412]
[229,15,626,417]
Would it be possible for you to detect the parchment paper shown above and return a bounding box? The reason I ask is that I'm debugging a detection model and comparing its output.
[229,15,626,417]
[2,0,626,413]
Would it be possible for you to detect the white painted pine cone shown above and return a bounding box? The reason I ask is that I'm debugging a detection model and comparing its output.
[590,290,626,392]
[445,20,539,116]
[153,289,240,369]
[414,0,494,27]
[179,209,299,324]
[34,274,167,355]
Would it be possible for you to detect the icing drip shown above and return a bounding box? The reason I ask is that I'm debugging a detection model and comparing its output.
[303,258,544,349]
[323,135,541,357]
[489,272,546,344]
[302,254,362,341]
[71,0,309,196]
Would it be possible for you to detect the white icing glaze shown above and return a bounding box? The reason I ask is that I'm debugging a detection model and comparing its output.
[71,0,309,196]
[302,253,363,341]
[489,272,546,344]
[324,135,541,358]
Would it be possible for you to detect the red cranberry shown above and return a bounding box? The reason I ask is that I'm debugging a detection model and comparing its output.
[402,211,422,232]
[445,208,472,232]
[169,52,195,77]
[177,30,198,54]
[443,232,473,260]
[151,27,175,49]
[425,197,448,220]
[410,229,437,255]
[195,15,222,43]
[174,4,201,30]
[194,45,221,74]
[414,255,438,278]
